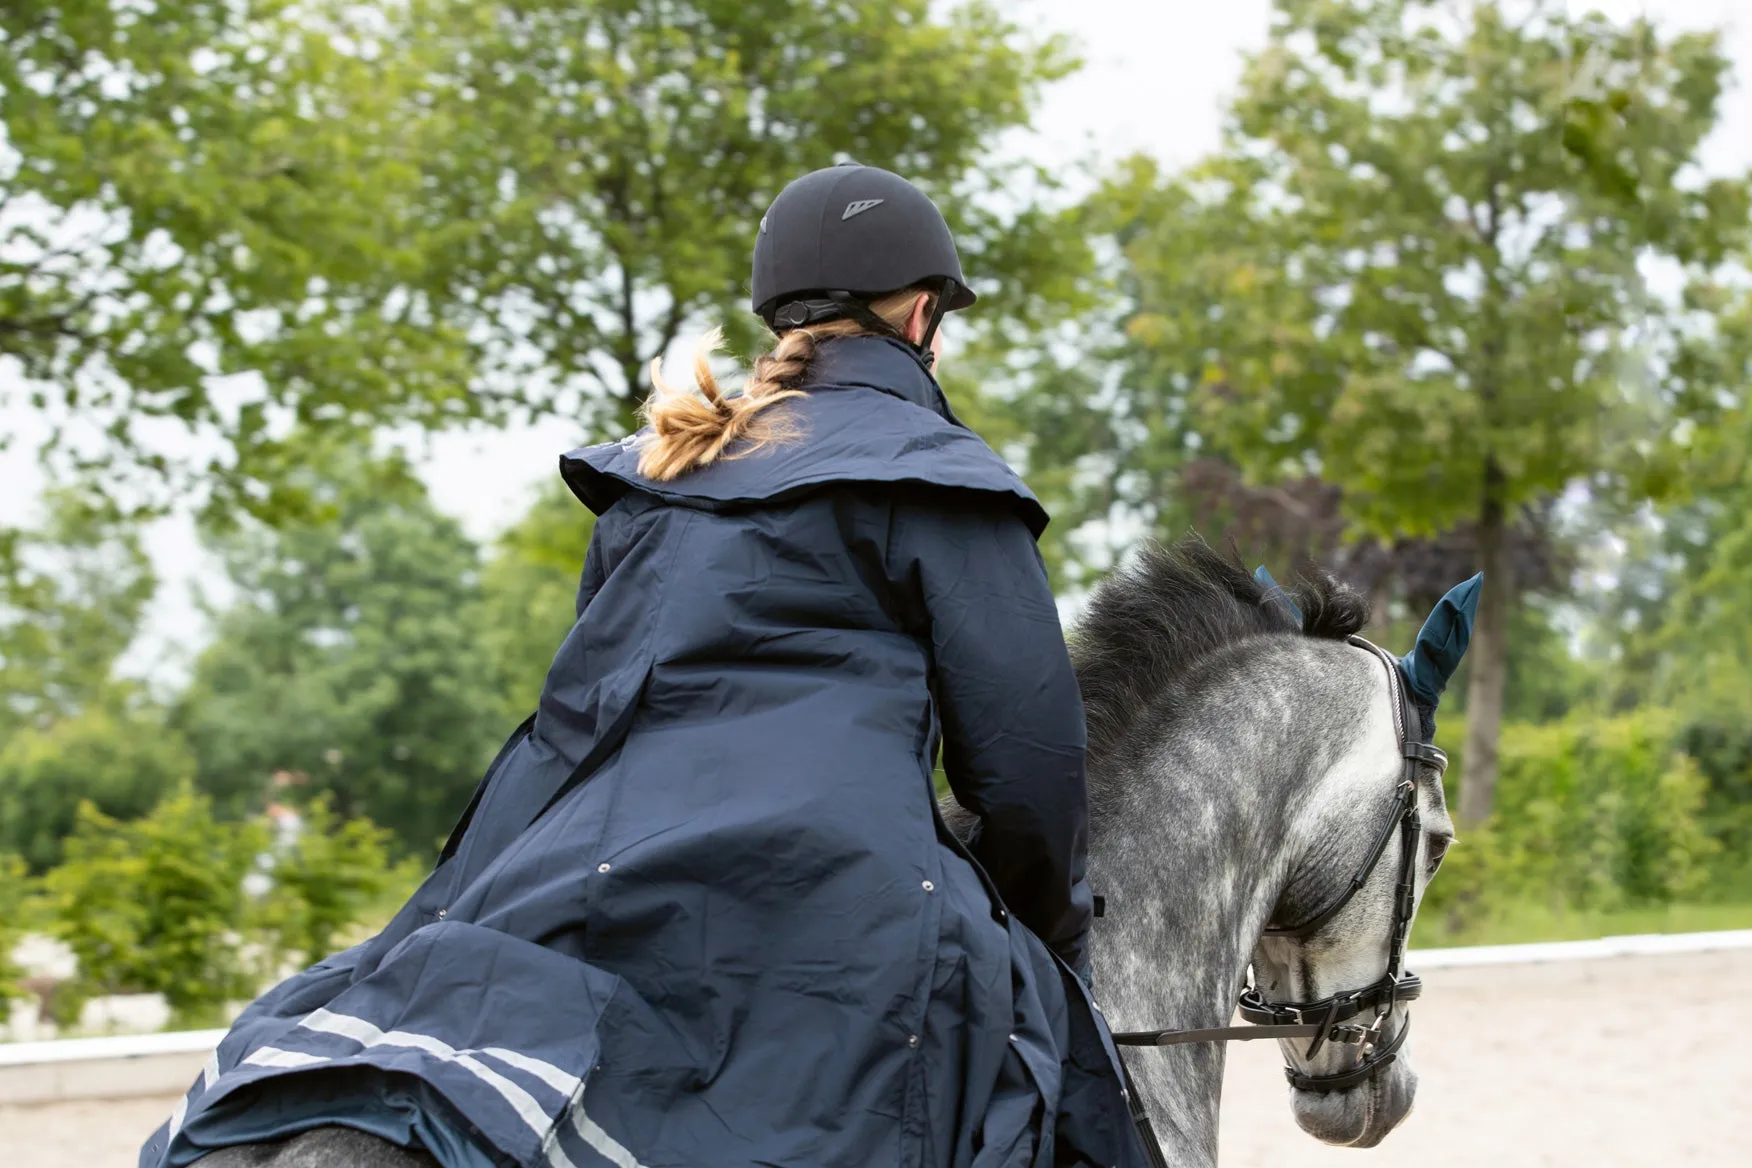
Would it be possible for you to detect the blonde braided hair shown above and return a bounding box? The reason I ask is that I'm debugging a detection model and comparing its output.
[638,286,934,482]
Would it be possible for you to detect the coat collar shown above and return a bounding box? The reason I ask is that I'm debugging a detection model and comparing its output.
[804,335,966,428]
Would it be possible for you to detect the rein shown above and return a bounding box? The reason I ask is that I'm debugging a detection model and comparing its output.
[1109,635,1442,1128]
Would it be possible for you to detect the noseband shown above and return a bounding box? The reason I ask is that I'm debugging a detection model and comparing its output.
[1112,636,1443,1104]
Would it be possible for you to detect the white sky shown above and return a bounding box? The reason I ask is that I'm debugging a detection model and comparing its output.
[2,0,1748,682]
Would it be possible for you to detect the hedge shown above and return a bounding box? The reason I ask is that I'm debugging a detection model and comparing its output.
[1421,708,1718,933]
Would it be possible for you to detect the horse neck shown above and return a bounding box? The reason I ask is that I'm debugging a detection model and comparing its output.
[1087,648,1338,1167]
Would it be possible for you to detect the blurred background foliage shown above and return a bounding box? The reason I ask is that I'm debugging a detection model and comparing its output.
[5,0,1752,1023]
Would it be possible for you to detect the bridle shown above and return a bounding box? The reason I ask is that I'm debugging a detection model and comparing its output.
[1110,634,1444,1130]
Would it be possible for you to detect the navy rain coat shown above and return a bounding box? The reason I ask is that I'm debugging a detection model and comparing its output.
[141,336,1146,1168]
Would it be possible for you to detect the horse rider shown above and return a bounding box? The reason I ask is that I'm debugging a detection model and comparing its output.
[142,162,1149,1168]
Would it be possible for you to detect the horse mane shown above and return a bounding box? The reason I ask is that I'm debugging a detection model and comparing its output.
[1072,535,1370,767]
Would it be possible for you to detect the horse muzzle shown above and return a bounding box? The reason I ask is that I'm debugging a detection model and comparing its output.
[1287,1017,1418,1147]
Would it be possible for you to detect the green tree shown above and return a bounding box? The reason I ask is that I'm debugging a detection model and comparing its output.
[0,487,157,732]
[393,0,1081,436]
[1635,414,1752,872]
[1097,0,1749,823]
[1,0,474,519]
[4,1,1081,515]
[1572,284,1752,887]
[0,703,194,872]
[41,785,266,1027]
[1606,282,1752,705]
[176,441,500,853]
[477,480,597,726]
[0,487,182,870]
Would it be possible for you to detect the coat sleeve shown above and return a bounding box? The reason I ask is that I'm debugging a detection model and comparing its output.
[889,498,1094,979]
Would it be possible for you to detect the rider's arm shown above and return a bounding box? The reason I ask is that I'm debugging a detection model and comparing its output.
[890,499,1094,980]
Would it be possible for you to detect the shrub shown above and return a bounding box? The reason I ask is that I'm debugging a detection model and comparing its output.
[1673,713,1752,898]
[1422,709,1717,933]
[259,796,403,965]
[40,785,266,1028]
[0,853,35,1003]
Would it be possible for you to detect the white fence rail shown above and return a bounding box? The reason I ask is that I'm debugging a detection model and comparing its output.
[4,930,1751,1107]
[0,1028,225,1108]
[1409,927,1752,968]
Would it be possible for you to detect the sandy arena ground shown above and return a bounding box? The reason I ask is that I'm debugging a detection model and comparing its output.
[3,948,1747,1166]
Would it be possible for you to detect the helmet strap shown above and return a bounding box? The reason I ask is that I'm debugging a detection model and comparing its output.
[772,287,952,372]
[824,291,906,341]
[913,279,955,371]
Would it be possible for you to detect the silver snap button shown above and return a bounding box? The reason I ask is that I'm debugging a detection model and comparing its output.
[1008,1033,1018,1043]
[435,908,447,919]
[907,1034,920,1049]
[921,880,935,892]
[597,863,612,873]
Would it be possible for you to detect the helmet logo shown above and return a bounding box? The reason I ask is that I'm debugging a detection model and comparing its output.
[841,198,885,221]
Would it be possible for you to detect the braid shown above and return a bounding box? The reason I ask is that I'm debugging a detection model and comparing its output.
[746,327,825,398]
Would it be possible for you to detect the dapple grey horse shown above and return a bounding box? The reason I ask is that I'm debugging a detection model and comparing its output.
[1055,539,1469,1164]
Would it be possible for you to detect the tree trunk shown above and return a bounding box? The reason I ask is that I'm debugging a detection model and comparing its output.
[1367,569,1395,639]
[1459,460,1511,827]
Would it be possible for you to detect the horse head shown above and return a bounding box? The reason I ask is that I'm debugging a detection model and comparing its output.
[1072,541,1477,1165]
[1246,567,1477,1145]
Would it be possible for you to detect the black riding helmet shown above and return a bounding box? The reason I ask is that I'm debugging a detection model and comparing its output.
[751,162,976,367]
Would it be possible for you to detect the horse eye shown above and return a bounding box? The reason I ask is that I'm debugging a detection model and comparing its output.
[1425,834,1452,874]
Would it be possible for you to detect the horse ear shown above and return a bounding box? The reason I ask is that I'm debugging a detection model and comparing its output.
[1253,565,1304,625]
[1397,573,1484,710]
